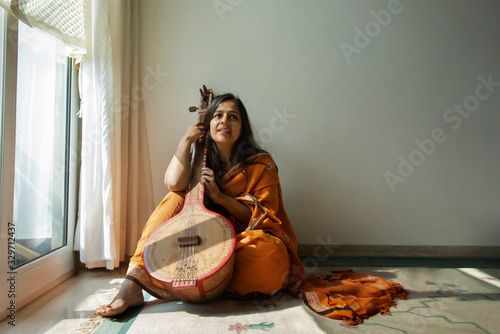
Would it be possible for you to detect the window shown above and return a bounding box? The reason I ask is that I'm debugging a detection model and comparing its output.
[0,9,78,319]
[13,21,71,267]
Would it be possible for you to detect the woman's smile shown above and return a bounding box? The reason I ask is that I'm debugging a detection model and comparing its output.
[217,127,231,134]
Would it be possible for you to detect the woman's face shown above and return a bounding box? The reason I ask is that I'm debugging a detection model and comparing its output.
[209,100,242,151]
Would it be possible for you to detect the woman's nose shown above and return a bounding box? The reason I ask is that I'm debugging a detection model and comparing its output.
[221,114,230,124]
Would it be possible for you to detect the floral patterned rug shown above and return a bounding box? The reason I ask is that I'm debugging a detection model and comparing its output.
[88,267,499,334]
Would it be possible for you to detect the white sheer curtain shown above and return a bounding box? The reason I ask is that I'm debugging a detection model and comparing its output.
[74,0,154,269]
[2,0,154,270]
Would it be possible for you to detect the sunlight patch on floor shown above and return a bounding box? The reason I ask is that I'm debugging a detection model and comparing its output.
[459,268,500,288]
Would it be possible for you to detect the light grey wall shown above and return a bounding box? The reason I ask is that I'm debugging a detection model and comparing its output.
[138,0,500,246]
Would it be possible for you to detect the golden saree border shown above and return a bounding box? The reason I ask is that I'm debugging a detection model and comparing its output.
[126,263,179,301]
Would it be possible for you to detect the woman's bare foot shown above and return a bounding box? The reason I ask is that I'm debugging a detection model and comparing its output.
[96,279,145,317]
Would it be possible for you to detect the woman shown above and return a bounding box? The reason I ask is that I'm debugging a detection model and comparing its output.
[97,93,305,317]
[97,93,405,325]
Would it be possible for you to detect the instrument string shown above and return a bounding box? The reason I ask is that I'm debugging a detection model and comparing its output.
[174,240,182,282]
[180,240,186,283]
[189,228,194,283]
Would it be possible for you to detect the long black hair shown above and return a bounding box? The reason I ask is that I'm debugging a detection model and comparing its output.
[203,93,265,181]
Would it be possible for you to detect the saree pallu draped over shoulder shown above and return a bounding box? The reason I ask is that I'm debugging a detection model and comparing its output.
[126,153,406,325]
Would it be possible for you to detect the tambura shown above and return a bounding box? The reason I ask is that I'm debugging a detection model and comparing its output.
[144,88,236,302]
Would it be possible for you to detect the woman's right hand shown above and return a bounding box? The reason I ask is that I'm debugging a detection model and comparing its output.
[165,121,206,191]
[184,121,205,144]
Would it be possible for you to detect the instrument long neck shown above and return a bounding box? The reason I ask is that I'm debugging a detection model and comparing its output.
[186,91,211,203]
[186,138,206,203]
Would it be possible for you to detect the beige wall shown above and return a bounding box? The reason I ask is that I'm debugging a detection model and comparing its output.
[138,0,500,246]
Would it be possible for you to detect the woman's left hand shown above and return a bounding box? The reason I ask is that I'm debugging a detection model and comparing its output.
[201,166,252,223]
[200,167,225,204]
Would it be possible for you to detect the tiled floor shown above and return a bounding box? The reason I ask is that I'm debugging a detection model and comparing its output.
[0,266,127,334]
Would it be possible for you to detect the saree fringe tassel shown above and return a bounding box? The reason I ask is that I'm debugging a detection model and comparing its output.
[297,270,407,325]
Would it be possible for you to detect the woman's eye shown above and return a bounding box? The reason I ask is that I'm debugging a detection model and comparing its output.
[214,114,222,118]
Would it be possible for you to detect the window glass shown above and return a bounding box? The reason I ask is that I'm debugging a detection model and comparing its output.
[13,22,70,267]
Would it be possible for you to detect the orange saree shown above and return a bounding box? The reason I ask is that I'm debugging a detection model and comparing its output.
[126,153,406,325]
